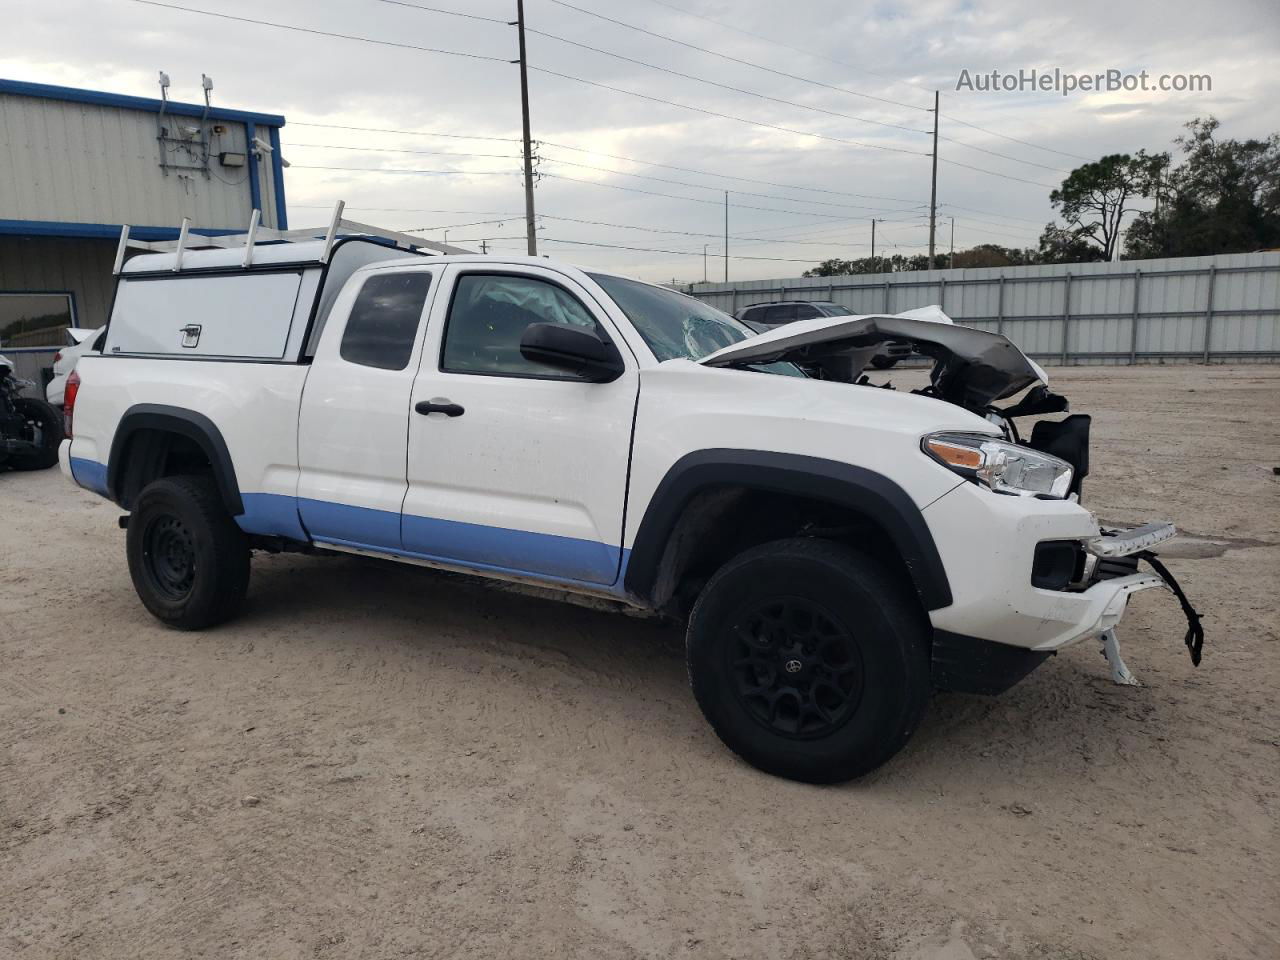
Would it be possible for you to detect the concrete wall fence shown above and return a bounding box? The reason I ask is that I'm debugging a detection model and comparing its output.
[686,251,1280,364]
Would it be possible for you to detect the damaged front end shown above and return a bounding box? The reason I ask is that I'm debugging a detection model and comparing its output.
[701,310,1205,684]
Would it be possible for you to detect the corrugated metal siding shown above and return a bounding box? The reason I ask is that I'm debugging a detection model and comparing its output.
[0,237,115,328]
[0,93,281,229]
[687,252,1280,364]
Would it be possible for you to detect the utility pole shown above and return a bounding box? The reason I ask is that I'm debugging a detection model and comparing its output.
[870,218,884,268]
[515,0,538,256]
[928,89,939,270]
[703,244,708,284]
[480,239,488,255]
[723,191,729,283]
[948,217,955,269]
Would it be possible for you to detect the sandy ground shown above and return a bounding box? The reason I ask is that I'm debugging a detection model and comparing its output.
[1,365,1277,960]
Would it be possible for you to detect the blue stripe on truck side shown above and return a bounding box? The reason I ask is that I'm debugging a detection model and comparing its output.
[65,462,627,592]
[237,492,309,541]
[69,457,110,497]
[401,512,621,585]
[247,492,624,588]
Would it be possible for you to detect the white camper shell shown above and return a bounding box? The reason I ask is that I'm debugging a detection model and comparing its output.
[106,204,471,363]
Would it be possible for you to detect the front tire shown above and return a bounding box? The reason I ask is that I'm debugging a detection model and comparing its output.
[686,538,930,783]
[126,475,250,630]
[8,397,63,470]
[870,355,899,370]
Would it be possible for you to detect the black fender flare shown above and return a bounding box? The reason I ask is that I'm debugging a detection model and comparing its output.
[624,449,952,610]
[107,404,243,515]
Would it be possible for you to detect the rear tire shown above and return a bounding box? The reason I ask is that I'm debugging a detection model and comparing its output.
[9,397,63,470]
[126,475,250,630]
[686,538,930,783]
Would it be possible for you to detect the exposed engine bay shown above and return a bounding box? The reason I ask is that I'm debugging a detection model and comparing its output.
[699,309,1205,670]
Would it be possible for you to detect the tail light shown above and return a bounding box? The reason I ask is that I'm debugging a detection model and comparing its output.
[53,351,63,365]
[64,369,80,437]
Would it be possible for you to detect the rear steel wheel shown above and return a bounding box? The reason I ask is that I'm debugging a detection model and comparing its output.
[140,514,198,601]
[126,475,249,629]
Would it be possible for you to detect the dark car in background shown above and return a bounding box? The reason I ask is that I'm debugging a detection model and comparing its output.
[733,300,913,369]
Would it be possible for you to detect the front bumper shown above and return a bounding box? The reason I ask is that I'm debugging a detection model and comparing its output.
[923,482,1174,653]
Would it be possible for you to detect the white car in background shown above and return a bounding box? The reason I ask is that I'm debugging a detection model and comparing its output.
[46,327,103,408]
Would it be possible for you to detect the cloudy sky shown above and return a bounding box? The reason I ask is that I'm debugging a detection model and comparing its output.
[4,0,1278,282]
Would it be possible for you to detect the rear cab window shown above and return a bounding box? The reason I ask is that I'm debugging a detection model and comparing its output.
[340,272,433,371]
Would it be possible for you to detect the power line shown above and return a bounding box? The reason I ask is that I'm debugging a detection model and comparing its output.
[940,114,1092,162]
[295,129,929,204]
[539,171,924,221]
[288,127,1046,227]
[529,65,930,157]
[397,217,516,232]
[131,1,511,63]
[539,140,924,204]
[536,213,877,248]
[142,0,1057,192]
[939,202,1047,225]
[935,135,1066,174]
[290,143,522,162]
[519,25,928,136]
[287,141,922,211]
[937,157,1055,190]
[291,204,525,216]
[631,0,1091,164]
[543,0,930,113]
[369,0,509,25]
[290,164,516,176]
[530,68,1061,189]
[526,20,1068,174]
[290,121,522,144]
[537,155,924,213]
[537,236,824,263]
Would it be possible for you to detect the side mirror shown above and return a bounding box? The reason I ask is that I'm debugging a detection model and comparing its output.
[519,322,625,383]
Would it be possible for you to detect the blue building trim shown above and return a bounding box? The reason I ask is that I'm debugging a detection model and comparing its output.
[245,121,262,219]
[0,219,241,241]
[0,77,285,127]
[269,127,288,230]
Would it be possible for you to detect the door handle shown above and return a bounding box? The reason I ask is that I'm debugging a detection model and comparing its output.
[415,399,465,418]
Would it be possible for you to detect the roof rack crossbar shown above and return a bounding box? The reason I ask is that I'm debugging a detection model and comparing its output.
[113,200,476,272]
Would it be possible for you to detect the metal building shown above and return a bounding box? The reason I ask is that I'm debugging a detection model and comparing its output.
[0,77,287,366]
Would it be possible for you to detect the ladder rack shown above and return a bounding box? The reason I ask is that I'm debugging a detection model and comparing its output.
[113,201,476,275]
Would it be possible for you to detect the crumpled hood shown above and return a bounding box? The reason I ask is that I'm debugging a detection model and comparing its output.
[699,308,1048,410]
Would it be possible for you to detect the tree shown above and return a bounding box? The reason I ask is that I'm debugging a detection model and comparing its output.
[1037,224,1106,264]
[803,253,929,277]
[1125,117,1280,258]
[802,245,1042,276]
[949,243,1040,268]
[1039,152,1167,261]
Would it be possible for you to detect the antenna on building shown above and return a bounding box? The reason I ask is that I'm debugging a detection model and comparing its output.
[156,70,171,148]
[199,74,213,124]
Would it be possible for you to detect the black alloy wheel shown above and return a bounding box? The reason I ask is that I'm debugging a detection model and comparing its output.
[728,597,864,739]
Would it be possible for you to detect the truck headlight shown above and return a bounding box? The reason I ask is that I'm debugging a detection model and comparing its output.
[923,432,1073,499]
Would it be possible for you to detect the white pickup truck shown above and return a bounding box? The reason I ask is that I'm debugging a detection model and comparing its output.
[60,218,1202,783]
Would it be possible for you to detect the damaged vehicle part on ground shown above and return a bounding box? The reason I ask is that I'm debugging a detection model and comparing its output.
[0,354,64,472]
